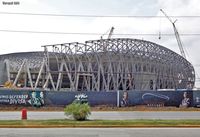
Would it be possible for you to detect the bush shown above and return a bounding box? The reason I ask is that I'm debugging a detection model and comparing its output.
[64,102,91,121]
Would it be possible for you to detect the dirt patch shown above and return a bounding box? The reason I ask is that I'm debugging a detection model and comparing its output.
[1,105,200,111]
[91,105,200,111]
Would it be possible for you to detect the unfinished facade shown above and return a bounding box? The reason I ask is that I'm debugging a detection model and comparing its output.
[0,38,195,91]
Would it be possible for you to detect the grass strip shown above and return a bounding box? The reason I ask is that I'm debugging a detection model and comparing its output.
[0,119,200,127]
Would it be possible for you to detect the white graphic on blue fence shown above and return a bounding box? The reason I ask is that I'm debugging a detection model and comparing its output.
[142,93,170,101]
[75,93,88,103]
[142,93,170,106]
[0,94,29,105]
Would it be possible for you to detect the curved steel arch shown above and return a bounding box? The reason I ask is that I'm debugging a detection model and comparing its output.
[84,38,194,91]
[0,38,195,91]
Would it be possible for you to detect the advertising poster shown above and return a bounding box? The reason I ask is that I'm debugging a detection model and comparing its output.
[193,91,200,107]
[119,90,193,107]
[0,89,44,107]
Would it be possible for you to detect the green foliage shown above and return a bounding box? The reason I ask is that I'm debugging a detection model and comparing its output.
[64,102,91,121]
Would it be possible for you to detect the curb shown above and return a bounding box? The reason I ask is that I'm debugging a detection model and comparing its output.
[1,125,200,128]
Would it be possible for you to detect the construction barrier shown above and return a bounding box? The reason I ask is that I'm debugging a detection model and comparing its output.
[0,88,199,107]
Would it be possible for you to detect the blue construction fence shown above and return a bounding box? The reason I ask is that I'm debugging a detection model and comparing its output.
[0,88,200,107]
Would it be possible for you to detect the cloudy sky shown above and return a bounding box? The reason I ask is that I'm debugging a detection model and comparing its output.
[0,0,200,87]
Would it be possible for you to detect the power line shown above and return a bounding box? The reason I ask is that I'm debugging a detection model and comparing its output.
[1,12,200,18]
[1,29,200,36]
[0,29,102,35]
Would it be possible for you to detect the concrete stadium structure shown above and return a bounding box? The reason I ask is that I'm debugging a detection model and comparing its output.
[0,38,195,91]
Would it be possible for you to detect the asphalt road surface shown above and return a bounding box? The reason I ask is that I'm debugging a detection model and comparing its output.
[1,111,200,120]
[0,128,199,137]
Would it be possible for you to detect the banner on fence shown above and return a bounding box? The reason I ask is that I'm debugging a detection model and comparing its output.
[193,91,200,107]
[119,90,193,107]
[0,89,197,107]
[0,89,44,107]
[45,91,117,106]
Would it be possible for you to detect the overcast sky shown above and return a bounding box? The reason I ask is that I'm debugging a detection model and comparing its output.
[0,0,200,87]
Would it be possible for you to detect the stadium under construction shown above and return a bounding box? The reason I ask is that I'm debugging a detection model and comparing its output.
[0,38,195,91]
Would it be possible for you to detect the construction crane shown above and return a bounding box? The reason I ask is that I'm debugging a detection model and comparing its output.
[101,26,114,39]
[100,27,114,51]
[160,9,186,59]
[107,26,114,39]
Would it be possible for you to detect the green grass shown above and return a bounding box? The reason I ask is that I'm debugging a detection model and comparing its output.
[1,119,200,127]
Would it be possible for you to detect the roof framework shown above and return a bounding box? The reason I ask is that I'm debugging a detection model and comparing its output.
[42,38,195,91]
[0,38,195,91]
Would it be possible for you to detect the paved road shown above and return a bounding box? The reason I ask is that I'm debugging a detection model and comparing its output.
[0,128,199,137]
[1,111,200,120]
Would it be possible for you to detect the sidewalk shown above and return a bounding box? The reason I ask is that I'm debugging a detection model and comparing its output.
[1,111,200,120]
